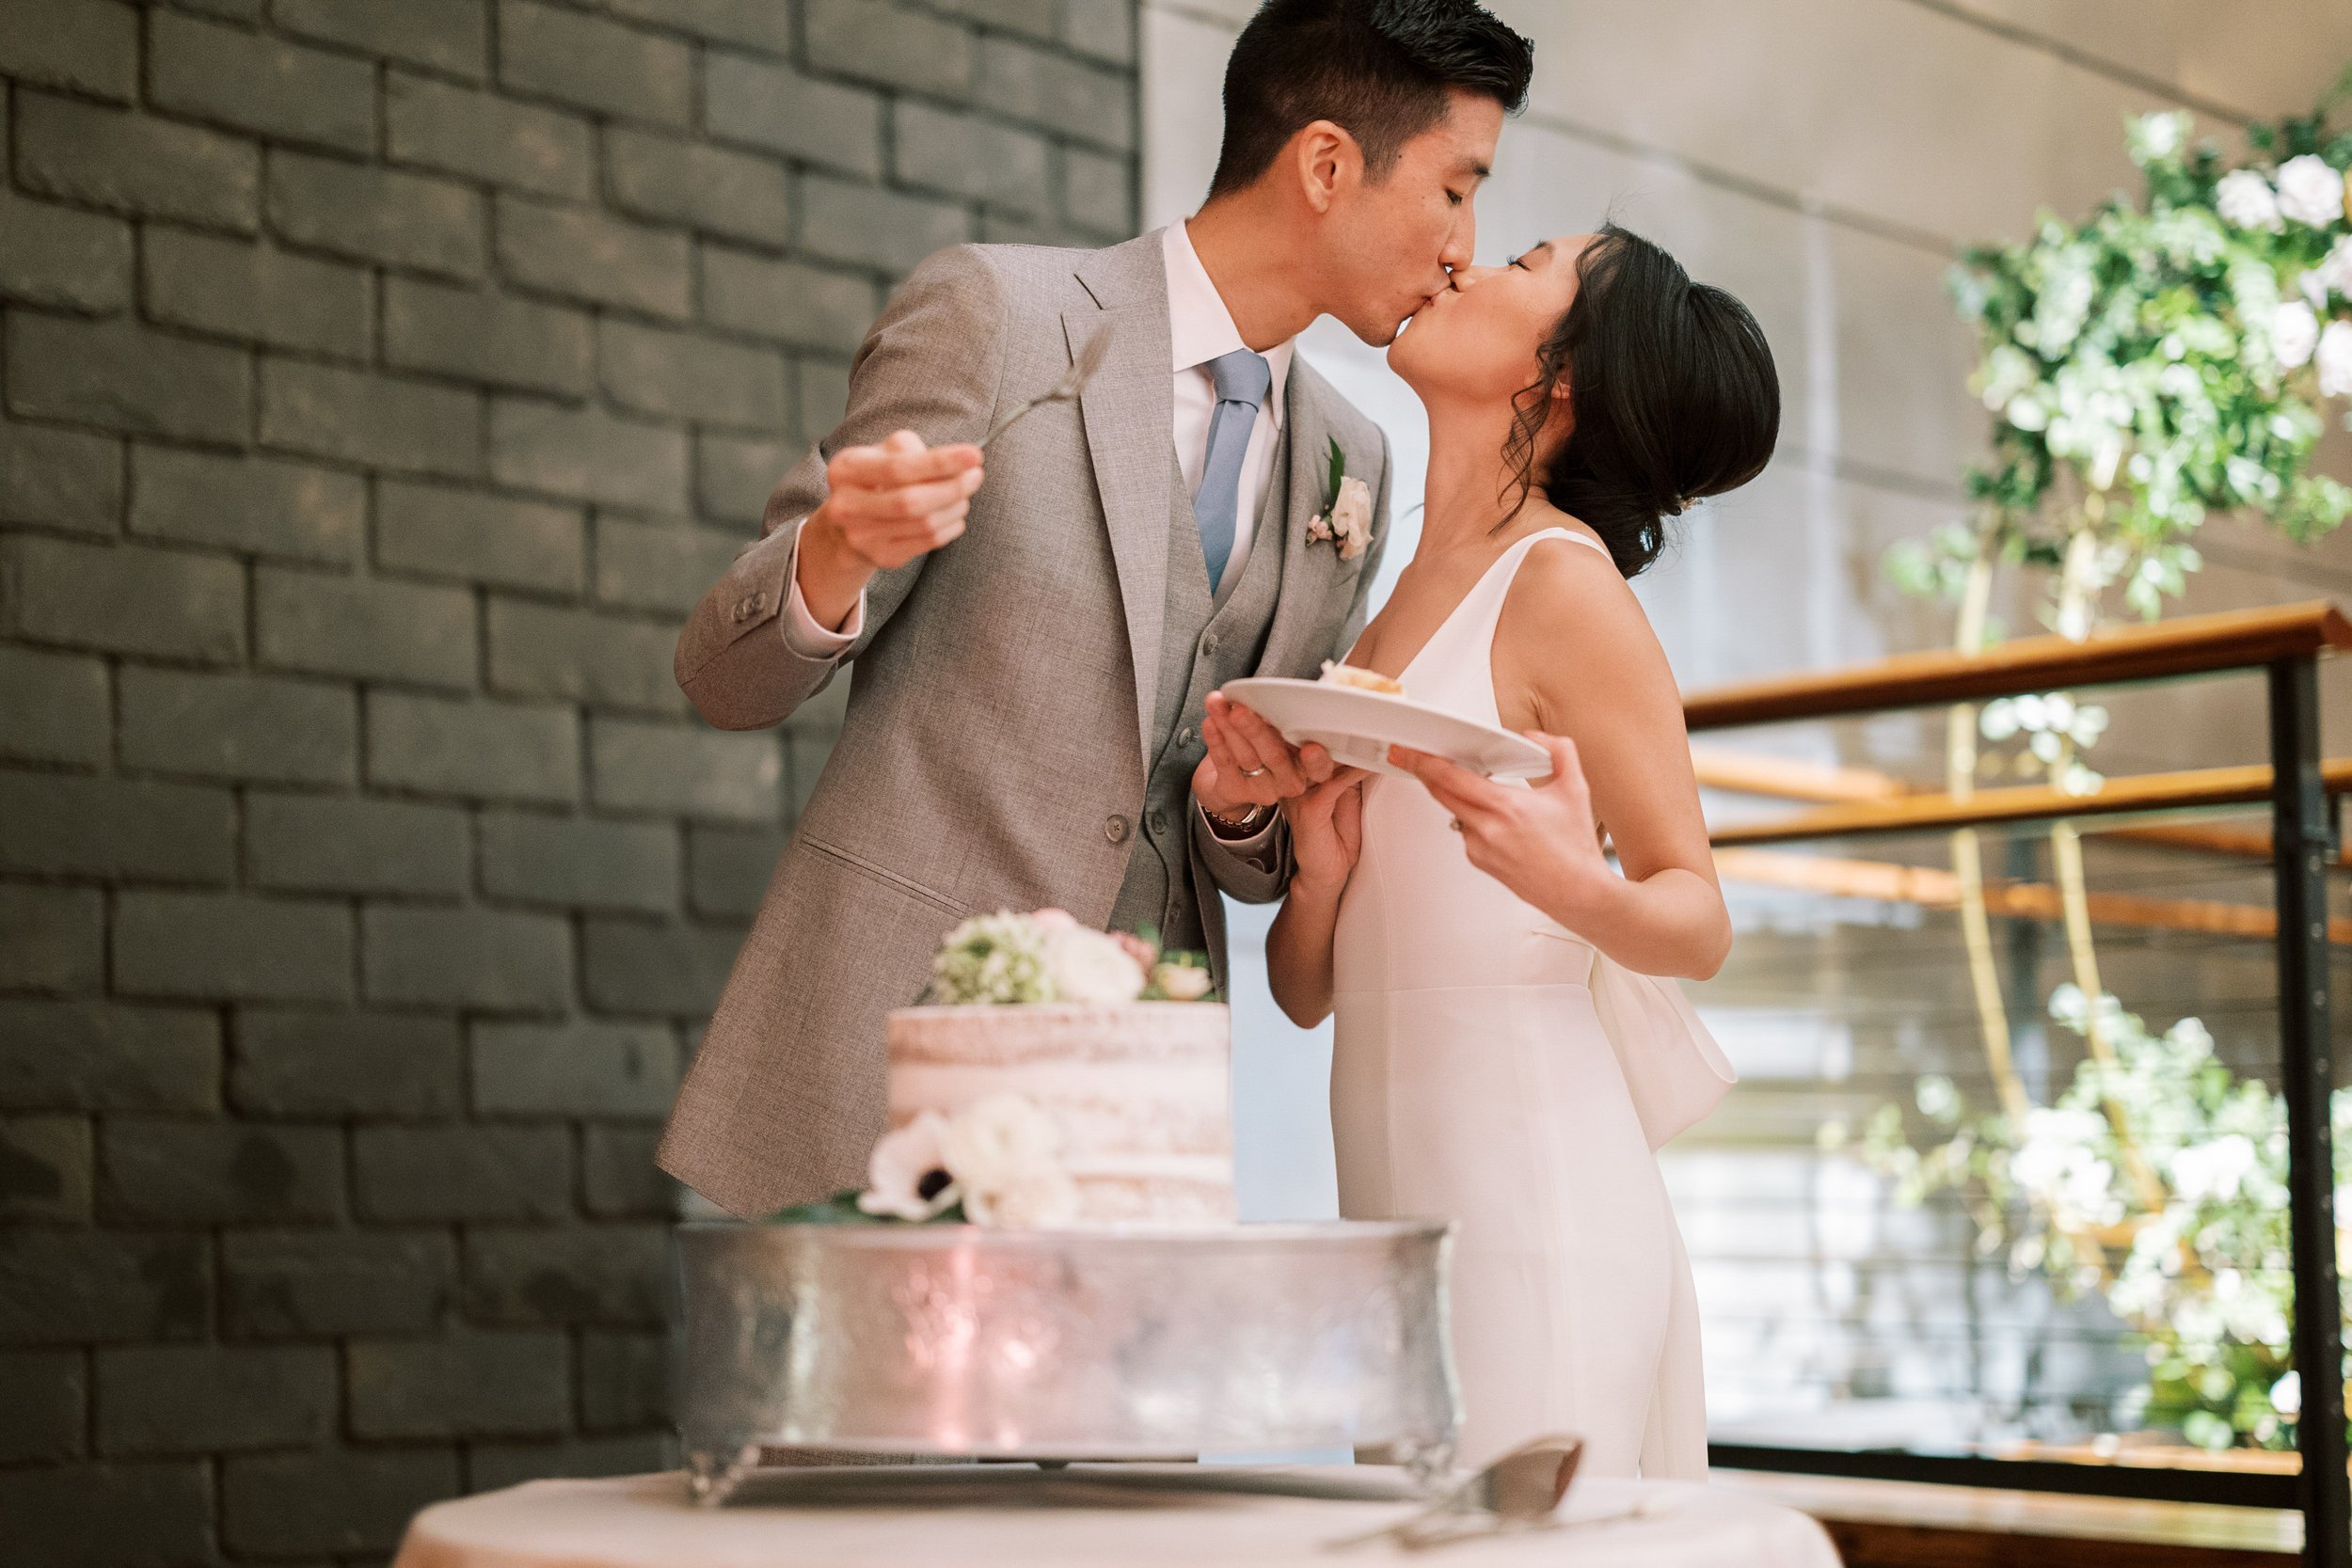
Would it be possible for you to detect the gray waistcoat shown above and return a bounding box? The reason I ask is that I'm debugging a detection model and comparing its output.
[1105,426,1293,950]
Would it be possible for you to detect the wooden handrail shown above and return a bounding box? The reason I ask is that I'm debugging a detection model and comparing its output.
[1683,601,2352,732]
[1708,758,2352,847]
[1714,847,2352,944]
[1692,746,2352,868]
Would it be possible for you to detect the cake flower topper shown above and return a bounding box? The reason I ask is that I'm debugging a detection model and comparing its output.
[1303,436,1373,562]
[925,908,1216,1007]
[765,911,1215,1228]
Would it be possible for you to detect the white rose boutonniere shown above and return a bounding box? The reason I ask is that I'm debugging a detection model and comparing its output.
[1303,436,1374,562]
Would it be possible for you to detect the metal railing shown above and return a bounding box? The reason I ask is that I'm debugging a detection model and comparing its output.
[1687,602,2352,1563]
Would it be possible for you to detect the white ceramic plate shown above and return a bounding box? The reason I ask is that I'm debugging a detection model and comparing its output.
[1219,676,1553,782]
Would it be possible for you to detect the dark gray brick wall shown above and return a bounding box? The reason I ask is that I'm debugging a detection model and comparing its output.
[0,0,1138,1549]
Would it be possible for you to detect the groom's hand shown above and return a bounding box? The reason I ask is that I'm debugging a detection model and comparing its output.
[796,430,984,630]
[1194,690,1336,819]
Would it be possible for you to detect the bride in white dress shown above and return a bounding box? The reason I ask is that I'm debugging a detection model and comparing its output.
[1221,225,1779,1478]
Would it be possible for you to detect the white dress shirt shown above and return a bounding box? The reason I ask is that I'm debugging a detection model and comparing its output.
[782,219,1296,652]
[1164,217,1294,596]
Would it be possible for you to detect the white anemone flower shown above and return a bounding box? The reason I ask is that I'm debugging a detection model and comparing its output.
[858,1111,961,1220]
[2215,169,2283,232]
[2277,154,2346,228]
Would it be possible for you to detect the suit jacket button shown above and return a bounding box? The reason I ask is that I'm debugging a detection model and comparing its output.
[1148,807,1168,836]
[1103,815,1130,845]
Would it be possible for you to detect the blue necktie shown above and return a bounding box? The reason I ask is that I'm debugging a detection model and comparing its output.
[1196,348,1271,592]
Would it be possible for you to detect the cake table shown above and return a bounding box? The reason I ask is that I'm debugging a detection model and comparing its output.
[391,1465,1844,1568]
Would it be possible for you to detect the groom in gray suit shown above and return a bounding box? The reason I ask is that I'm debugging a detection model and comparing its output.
[661,0,1534,1217]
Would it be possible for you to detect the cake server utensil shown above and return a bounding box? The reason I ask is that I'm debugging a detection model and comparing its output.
[1325,1434,1584,1552]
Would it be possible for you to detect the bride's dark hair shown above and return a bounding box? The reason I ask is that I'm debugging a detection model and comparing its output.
[1500,224,1780,578]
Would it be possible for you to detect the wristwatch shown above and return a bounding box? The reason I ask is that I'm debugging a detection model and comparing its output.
[1202,800,1271,838]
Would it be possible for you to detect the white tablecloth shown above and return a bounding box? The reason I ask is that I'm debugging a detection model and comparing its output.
[392,1465,1842,1568]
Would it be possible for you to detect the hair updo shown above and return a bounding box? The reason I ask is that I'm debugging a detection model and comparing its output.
[1501,224,1781,578]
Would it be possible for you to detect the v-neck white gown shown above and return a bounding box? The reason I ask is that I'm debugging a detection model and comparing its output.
[1330,528,1708,1479]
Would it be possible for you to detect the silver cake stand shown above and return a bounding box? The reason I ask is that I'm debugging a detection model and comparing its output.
[675,1219,1460,1504]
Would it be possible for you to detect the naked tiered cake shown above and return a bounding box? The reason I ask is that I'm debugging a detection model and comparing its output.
[885,999,1234,1225]
[833,908,1234,1228]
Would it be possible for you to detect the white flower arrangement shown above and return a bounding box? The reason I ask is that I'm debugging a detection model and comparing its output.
[1906,103,2352,631]
[1303,436,1374,562]
[1836,986,2351,1454]
[924,909,1216,1006]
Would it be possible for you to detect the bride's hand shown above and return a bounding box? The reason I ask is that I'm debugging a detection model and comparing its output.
[1284,768,1369,898]
[1390,734,1611,911]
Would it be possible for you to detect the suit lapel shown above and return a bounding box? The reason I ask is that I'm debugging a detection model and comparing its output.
[1258,356,1351,674]
[1069,234,1175,768]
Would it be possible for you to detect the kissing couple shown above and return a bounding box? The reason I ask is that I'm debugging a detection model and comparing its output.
[659,0,1779,1478]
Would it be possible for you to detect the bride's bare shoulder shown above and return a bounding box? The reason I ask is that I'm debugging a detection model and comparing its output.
[1496,517,1674,697]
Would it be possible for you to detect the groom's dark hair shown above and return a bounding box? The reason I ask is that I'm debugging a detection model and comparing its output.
[1208,0,1533,199]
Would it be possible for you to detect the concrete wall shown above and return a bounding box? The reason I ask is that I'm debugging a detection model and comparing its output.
[0,1,1137,1558]
[1143,0,2352,1449]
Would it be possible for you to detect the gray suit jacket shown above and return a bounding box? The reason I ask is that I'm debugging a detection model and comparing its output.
[658,230,1391,1217]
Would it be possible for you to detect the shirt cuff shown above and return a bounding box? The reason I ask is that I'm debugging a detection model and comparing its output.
[1196,797,1281,868]
[780,530,865,658]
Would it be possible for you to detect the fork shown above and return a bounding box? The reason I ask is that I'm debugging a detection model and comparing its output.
[979,324,1115,449]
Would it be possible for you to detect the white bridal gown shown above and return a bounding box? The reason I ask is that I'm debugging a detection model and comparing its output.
[1330,527,1712,1479]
